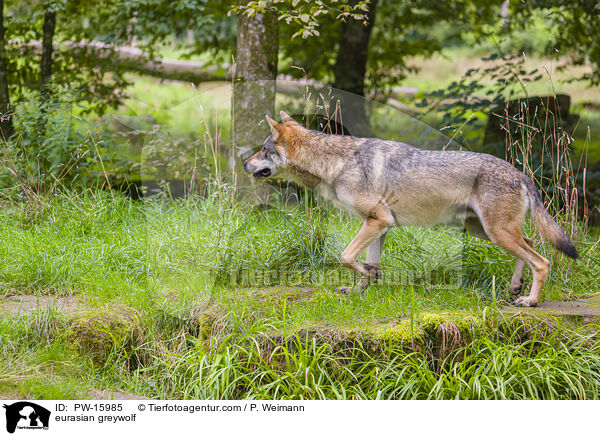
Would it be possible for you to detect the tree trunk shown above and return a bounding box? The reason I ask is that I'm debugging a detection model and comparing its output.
[41,8,56,88]
[232,5,278,158]
[0,0,13,139]
[38,6,56,148]
[333,0,377,137]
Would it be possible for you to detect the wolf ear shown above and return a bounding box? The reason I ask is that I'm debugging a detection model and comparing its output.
[265,114,279,131]
[280,111,298,124]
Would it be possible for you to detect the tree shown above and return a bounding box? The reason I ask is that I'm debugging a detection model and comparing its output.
[0,0,12,139]
[40,1,55,88]
[38,0,56,139]
[333,0,377,98]
[5,0,224,114]
[4,0,126,114]
[332,0,377,135]
[232,3,279,158]
[270,0,472,134]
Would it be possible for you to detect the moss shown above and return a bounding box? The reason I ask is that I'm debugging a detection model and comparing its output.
[418,312,486,342]
[153,302,226,342]
[66,307,142,365]
[418,313,447,335]
[375,319,425,352]
[188,310,220,342]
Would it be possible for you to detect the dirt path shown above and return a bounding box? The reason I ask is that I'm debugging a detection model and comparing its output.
[502,294,600,323]
[0,295,86,316]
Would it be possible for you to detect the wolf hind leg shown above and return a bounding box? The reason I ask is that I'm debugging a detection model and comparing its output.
[510,237,532,296]
[464,216,490,240]
[484,222,549,307]
[465,216,533,298]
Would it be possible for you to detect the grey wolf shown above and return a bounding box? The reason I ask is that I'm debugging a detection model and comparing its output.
[243,111,578,307]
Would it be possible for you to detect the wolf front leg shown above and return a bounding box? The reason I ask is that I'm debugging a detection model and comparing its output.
[353,231,388,291]
[338,206,394,294]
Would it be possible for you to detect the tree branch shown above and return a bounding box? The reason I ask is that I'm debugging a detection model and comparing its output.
[11,39,229,83]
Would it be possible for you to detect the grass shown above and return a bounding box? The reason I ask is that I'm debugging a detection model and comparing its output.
[0,185,599,400]
[120,77,230,138]
[2,187,595,318]
[2,302,600,400]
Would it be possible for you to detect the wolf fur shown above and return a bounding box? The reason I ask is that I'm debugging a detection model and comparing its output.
[243,111,578,307]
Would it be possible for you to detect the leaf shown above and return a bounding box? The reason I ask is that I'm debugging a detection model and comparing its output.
[291,29,305,39]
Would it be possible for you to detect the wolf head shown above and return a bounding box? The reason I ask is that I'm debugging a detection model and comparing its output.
[243,111,299,179]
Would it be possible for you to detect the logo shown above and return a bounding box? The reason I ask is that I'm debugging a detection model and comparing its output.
[2,402,50,434]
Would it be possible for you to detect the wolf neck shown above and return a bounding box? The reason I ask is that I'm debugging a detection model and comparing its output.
[286,129,356,186]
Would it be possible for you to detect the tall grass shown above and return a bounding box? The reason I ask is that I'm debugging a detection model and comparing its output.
[501,93,586,237]
[0,186,598,400]
[101,326,600,400]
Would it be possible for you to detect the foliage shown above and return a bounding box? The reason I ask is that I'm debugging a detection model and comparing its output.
[417,53,545,126]
[232,0,371,39]
[0,89,128,192]
[510,0,600,85]
[6,0,128,113]
[6,0,600,116]
[5,0,232,113]
[274,0,527,92]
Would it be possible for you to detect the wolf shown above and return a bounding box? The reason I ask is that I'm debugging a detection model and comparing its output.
[243,111,578,307]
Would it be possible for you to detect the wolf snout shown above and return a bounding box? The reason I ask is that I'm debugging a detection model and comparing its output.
[243,159,254,174]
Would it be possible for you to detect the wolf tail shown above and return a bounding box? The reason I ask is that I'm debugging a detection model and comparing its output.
[523,176,578,259]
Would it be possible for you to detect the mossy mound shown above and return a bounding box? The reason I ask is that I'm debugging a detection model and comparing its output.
[257,321,426,361]
[376,319,426,352]
[416,311,488,358]
[260,308,593,360]
[185,307,227,341]
[66,307,143,365]
[256,287,315,311]
[152,303,227,341]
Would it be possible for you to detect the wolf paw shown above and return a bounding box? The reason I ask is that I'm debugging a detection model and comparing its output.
[363,264,382,281]
[510,284,523,297]
[513,296,538,307]
[337,286,353,295]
